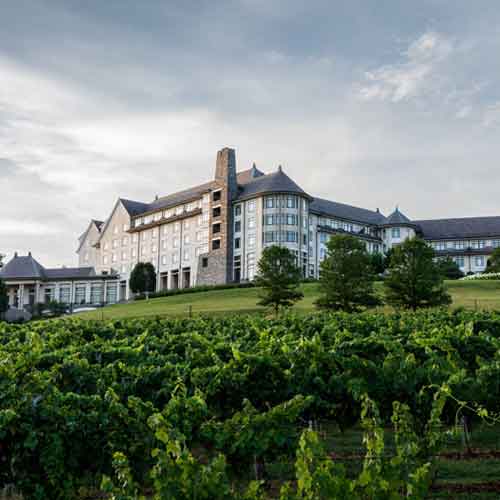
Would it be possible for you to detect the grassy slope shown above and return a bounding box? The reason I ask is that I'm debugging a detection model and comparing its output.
[75,280,500,320]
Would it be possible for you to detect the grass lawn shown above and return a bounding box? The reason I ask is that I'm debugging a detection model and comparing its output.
[75,280,500,321]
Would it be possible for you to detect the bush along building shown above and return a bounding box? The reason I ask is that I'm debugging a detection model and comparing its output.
[73,147,499,301]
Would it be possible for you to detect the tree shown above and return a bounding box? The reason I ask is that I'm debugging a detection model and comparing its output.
[486,248,500,273]
[0,278,8,320]
[254,245,303,314]
[130,262,157,296]
[370,252,386,275]
[384,237,452,310]
[315,234,380,312]
[436,257,464,280]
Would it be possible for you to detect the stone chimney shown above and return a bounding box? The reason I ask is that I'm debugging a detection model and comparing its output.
[215,147,237,198]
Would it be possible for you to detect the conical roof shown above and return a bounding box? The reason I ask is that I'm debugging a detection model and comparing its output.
[0,253,46,280]
[386,207,412,225]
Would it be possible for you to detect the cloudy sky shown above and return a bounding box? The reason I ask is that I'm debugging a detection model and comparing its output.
[1,1,500,266]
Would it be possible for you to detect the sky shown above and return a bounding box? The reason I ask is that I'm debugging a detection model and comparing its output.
[1,0,500,267]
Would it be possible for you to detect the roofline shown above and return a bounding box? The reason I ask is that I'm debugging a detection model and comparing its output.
[236,190,314,204]
[131,193,209,220]
[310,207,383,227]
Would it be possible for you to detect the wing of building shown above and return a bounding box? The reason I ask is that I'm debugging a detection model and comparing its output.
[72,147,500,301]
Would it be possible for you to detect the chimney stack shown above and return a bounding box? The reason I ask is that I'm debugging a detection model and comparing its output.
[215,147,237,198]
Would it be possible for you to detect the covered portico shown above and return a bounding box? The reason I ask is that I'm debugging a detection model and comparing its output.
[0,252,120,314]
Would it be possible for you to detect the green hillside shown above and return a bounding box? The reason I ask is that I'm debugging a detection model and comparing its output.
[75,280,500,320]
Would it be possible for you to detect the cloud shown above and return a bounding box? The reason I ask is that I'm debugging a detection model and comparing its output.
[483,102,500,127]
[359,31,454,103]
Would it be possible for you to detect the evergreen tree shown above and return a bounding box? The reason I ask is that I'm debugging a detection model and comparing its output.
[129,262,157,295]
[384,237,452,310]
[436,257,464,280]
[486,248,500,273]
[255,245,303,314]
[315,234,380,312]
[0,278,8,319]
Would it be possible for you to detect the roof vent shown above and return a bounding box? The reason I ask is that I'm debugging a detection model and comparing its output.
[14,252,18,258]
[277,165,283,173]
[155,194,159,201]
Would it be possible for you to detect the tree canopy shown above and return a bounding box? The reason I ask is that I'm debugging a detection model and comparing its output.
[486,248,500,273]
[0,278,8,318]
[315,234,380,312]
[254,245,303,314]
[384,237,452,310]
[436,257,464,280]
[130,262,157,295]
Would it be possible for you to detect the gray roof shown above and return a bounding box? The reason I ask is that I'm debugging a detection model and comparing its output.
[0,254,46,280]
[0,254,102,281]
[310,198,387,225]
[236,167,310,200]
[385,208,412,225]
[126,167,265,218]
[45,267,96,280]
[120,198,150,216]
[415,216,500,240]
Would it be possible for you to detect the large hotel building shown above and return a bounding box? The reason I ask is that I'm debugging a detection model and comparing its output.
[2,147,500,309]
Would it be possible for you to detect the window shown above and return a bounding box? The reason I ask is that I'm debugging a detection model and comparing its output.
[152,228,158,237]
[154,212,161,222]
[247,200,256,212]
[183,249,190,261]
[285,231,298,243]
[202,257,209,268]
[391,228,401,238]
[248,234,256,247]
[165,209,173,218]
[59,286,71,304]
[103,242,109,251]
[183,234,190,245]
[435,241,446,251]
[454,256,465,268]
[113,226,119,235]
[90,284,103,304]
[234,205,242,216]
[320,248,326,260]
[203,193,210,204]
[122,236,128,247]
[172,253,179,264]
[265,197,275,209]
[212,239,221,250]
[120,264,127,273]
[264,214,274,226]
[235,237,241,249]
[235,220,241,233]
[174,222,180,233]
[319,233,328,243]
[475,256,485,267]
[184,219,190,230]
[213,206,222,218]
[152,244,158,253]
[173,237,179,248]
[121,251,128,260]
[264,231,276,243]
[286,214,297,225]
[131,248,137,258]
[454,241,465,250]
[161,255,168,265]
[197,216,203,227]
[286,196,298,208]
[103,255,109,265]
[247,217,256,229]
[175,206,184,216]
[75,285,86,304]
[162,240,168,250]
[132,234,138,243]
[213,190,222,202]
[212,223,221,234]
[202,211,209,222]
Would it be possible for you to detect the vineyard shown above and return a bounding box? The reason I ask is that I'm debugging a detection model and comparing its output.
[2,310,500,498]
